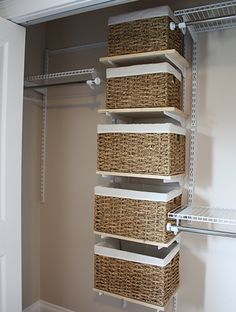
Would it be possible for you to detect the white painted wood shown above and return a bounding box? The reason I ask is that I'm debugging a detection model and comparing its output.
[0,16,25,312]
[97,170,185,181]
[108,5,178,25]
[100,50,190,72]
[93,288,167,310]
[107,62,182,81]
[40,300,75,312]
[98,107,188,118]
[97,123,186,135]
[0,0,137,24]
[94,231,181,248]
[23,300,75,312]
[95,185,182,202]
[95,240,180,267]
[23,301,40,312]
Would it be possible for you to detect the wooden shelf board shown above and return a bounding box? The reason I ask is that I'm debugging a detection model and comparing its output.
[93,288,177,310]
[99,49,189,69]
[98,107,188,119]
[96,170,184,181]
[94,231,180,248]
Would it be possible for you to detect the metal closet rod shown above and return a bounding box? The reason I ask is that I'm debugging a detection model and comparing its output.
[25,79,88,89]
[170,225,236,238]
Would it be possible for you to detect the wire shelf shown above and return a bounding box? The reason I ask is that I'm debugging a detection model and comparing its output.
[24,68,99,89]
[175,1,236,36]
[168,206,236,226]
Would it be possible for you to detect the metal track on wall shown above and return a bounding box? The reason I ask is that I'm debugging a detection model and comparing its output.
[168,1,236,236]
[188,41,197,205]
[40,49,49,203]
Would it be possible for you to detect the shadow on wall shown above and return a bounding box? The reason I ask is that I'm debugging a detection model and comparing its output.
[194,132,213,194]
[178,232,207,312]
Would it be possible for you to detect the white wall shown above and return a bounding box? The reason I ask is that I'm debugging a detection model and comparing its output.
[22,23,46,309]
[179,29,236,312]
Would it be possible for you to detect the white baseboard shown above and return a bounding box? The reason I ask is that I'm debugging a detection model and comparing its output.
[40,300,75,312]
[23,301,41,312]
[23,300,75,312]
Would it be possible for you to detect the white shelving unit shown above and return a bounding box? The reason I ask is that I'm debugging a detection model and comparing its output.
[98,107,188,127]
[100,49,189,77]
[173,1,236,41]
[25,68,101,90]
[165,1,236,239]
[24,67,101,203]
[169,206,236,226]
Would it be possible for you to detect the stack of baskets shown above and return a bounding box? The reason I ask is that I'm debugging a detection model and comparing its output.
[94,5,186,310]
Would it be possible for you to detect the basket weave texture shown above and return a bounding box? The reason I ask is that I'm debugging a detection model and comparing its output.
[95,253,179,307]
[94,195,181,243]
[106,73,182,110]
[108,16,183,56]
[97,133,185,175]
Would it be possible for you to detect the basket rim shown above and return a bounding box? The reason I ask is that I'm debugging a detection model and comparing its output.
[94,240,179,267]
[97,123,186,135]
[106,62,182,81]
[108,5,179,25]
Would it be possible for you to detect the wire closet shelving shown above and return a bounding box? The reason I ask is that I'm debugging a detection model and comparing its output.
[167,1,236,237]
[24,68,101,90]
[173,1,236,41]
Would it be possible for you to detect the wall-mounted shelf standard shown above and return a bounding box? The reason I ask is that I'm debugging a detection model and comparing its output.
[24,68,101,90]
[98,107,188,126]
[100,49,189,77]
[96,171,185,184]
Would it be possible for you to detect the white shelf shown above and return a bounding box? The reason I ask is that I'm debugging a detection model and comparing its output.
[168,206,236,226]
[94,288,176,311]
[100,49,189,76]
[96,170,185,183]
[94,231,180,249]
[98,107,187,126]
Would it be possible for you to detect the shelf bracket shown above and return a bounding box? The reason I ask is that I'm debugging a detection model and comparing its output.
[121,299,127,309]
[163,111,186,127]
[173,293,178,312]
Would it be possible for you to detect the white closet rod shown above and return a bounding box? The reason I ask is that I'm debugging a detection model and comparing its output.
[167,224,236,238]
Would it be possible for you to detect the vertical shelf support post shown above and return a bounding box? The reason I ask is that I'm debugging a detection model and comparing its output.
[40,49,49,203]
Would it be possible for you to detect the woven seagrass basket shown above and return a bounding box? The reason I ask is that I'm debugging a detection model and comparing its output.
[106,63,182,110]
[108,7,183,56]
[97,124,186,176]
[94,185,182,243]
[94,240,180,307]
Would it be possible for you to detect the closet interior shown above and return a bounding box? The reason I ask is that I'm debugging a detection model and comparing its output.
[23,1,236,312]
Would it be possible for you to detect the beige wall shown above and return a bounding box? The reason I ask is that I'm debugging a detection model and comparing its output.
[22,24,46,309]
[23,1,236,311]
[22,100,42,309]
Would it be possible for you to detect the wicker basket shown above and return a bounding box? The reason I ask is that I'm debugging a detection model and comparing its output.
[94,239,179,307]
[106,63,182,110]
[108,6,183,56]
[94,185,182,243]
[97,124,186,176]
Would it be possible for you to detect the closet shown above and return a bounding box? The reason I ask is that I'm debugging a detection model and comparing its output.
[22,1,236,312]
